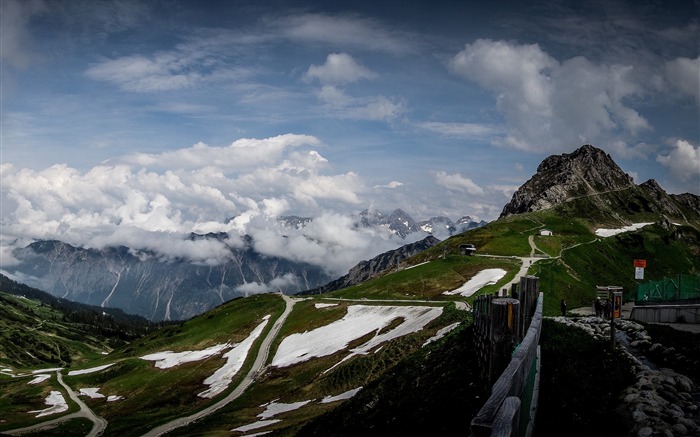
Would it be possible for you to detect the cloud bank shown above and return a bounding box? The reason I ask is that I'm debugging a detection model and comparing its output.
[448,39,698,159]
[0,134,422,276]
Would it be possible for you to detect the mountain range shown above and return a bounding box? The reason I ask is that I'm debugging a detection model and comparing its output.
[1,144,699,437]
[2,210,484,321]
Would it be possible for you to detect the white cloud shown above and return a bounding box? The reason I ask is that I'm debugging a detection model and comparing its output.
[435,171,484,195]
[489,184,520,199]
[656,139,700,189]
[665,56,700,102]
[314,86,406,121]
[449,39,651,152]
[374,181,403,189]
[273,13,414,54]
[0,0,48,68]
[0,135,417,275]
[419,122,501,139]
[304,53,377,85]
[608,140,658,160]
[235,273,299,295]
[114,134,321,169]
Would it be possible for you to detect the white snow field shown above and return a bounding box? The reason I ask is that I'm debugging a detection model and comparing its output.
[141,343,230,369]
[231,419,280,433]
[28,391,68,417]
[423,322,460,347]
[28,374,52,384]
[321,387,362,404]
[271,305,442,368]
[197,316,270,398]
[595,222,654,237]
[31,367,63,374]
[443,268,507,297]
[79,387,106,399]
[258,400,312,419]
[68,363,115,376]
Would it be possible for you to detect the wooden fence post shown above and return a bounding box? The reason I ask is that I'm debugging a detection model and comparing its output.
[489,297,520,384]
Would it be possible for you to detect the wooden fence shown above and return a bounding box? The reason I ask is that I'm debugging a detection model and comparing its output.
[470,276,543,437]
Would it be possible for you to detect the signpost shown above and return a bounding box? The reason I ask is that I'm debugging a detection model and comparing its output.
[634,259,646,280]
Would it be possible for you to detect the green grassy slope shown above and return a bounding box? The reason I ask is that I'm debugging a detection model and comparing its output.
[0,292,122,368]
[2,202,698,436]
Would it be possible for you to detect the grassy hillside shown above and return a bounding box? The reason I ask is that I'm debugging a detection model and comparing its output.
[326,254,520,301]
[2,204,699,436]
[0,292,128,368]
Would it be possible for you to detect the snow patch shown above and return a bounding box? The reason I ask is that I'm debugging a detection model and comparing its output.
[141,343,229,369]
[68,363,115,376]
[423,322,460,347]
[28,374,51,385]
[231,419,280,433]
[272,305,442,368]
[258,400,311,419]
[594,222,653,237]
[31,367,63,374]
[28,391,68,417]
[314,303,338,309]
[321,387,362,403]
[197,316,270,399]
[443,269,507,297]
[79,387,105,399]
[107,395,123,402]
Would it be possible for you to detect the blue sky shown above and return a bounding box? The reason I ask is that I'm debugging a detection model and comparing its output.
[1,0,698,274]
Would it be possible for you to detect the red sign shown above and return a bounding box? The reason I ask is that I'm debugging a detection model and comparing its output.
[634,259,647,268]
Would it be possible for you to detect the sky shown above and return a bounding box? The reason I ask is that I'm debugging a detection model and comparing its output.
[1,0,698,275]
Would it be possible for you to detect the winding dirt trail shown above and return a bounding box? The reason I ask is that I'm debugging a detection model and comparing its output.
[5,371,107,437]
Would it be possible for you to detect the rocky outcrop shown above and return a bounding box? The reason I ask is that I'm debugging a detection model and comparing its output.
[499,145,700,226]
[553,316,699,437]
[501,145,634,217]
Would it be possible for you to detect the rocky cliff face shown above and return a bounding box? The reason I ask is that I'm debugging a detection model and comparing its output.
[500,145,700,225]
[501,145,635,217]
[8,239,330,321]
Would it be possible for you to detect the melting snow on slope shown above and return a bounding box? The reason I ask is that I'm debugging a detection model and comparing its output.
[141,343,230,369]
[595,222,653,237]
[258,400,312,419]
[68,363,115,376]
[271,305,442,368]
[231,419,280,433]
[79,387,106,399]
[443,269,507,297]
[28,391,68,417]
[28,374,52,385]
[321,387,362,403]
[314,303,338,309]
[197,315,270,398]
[423,322,460,347]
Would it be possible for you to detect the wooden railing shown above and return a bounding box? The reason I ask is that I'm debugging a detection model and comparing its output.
[470,276,543,437]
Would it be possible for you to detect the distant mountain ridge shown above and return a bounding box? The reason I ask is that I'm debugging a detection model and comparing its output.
[6,238,331,321]
[500,144,700,226]
[4,208,483,321]
[280,209,486,240]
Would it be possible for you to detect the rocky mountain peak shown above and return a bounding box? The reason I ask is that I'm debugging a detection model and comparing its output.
[500,144,635,217]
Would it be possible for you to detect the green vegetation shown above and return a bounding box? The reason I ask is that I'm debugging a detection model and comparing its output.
[532,223,700,315]
[0,292,123,368]
[2,197,699,436]
[326,255,519,301]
